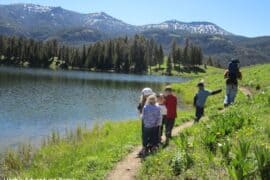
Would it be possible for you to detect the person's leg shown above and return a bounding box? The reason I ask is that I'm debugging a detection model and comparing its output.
[157,125,161,144]
[230,84,238,104]
[148,127,158,153]
[141,121,144,146]
[153,126,159,147]
[195,106,204,122]
[139,124,148,156]
[166,119,175,139]
[142,126,148,148]
[165,119,170,139]
[229,84,233,105]
[159,116,165,142]
[224,84,231,106]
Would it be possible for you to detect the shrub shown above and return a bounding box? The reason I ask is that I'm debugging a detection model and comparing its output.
[202,132,217,153]
[227,140,253,180]
[170,150,188,176]
[170,133,194,175]
[3,150,22,177]
[220,139,231,165]
[265,123,270,139]
[255,146,270,179]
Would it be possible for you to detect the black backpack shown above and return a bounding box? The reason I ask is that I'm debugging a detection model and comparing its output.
[228,59,239,80]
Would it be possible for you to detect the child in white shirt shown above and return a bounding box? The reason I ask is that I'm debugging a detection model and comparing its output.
[156,94,167,143]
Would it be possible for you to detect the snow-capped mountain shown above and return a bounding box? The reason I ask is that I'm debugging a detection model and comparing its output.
[83,12,138,35]
[0,3,137,38]
[1,3,270,66]
[141,20,232,35]
[0,3,232,39]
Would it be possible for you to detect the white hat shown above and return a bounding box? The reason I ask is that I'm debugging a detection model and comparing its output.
[141,87,153,96]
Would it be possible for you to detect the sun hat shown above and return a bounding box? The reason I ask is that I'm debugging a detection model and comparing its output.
[141,87,153,96]
[164,85,173,91]
[197,80,205,87]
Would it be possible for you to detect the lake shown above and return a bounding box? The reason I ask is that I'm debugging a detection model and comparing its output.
[0,67,187,152]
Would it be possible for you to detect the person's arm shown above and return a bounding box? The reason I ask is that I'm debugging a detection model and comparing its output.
[193,94,197,107]
[224,70,229,79]
[157,108,162,126]
[137,103,141,111]
[211,89,222,95]
[141,106,147,123]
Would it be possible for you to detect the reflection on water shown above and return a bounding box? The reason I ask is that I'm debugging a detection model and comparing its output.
[0,67,187,152]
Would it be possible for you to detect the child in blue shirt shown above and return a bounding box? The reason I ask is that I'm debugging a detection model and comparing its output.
[140,94,161,156]
[194,81,222,122]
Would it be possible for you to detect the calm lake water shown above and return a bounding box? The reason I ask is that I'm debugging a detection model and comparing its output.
[0,67,187,152]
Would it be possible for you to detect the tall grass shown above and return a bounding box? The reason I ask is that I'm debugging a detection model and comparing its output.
[139,64,270,179]
[1,120,141,179]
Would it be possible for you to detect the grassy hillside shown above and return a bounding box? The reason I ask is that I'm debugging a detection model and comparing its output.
[139,64,270,179]
[1,64,269,179]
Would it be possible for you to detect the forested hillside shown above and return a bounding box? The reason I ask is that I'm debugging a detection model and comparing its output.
[0,35,204,74]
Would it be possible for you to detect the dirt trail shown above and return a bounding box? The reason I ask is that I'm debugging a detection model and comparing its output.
[106,121,193,180]
[107,87,252,180]
[239,86,253,97]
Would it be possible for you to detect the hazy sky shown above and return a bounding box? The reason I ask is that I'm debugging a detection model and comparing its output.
[0,0,269,37]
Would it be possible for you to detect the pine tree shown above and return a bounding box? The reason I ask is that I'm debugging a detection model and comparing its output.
[104,41,113,70]
[153,45,159,66]
[190,45,196,66]
[158,45,164,69]
[85,46,93,69]
[183,39,190,66]
[114,42,122,72]
[207,56,213,66]
[175,47,182,71]
[81,45,87,68]
[171,39,177,68]
[166,54,172,75]
[196,47,203,65]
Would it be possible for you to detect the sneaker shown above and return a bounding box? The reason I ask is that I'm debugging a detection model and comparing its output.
[150,146,158,153]
[138,148,146,157]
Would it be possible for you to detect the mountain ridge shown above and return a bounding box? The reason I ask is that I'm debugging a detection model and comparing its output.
[0,3,270,66]
[0,3,232,36]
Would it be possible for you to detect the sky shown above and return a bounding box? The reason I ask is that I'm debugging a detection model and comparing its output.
[0,0,269,37]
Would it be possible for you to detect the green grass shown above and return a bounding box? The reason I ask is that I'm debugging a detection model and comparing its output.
[139,64,270,179]
[148,57,211,78]
[2,64,270,179]
[1,113,187,179]
[2,121,140,179]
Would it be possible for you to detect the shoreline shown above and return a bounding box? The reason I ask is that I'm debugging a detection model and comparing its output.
[0,65,224,178]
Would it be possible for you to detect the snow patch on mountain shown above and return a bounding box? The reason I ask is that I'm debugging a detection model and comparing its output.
[23,4,52,13]
[141,20,232,35]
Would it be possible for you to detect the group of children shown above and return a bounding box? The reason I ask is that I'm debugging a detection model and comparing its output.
[138,59,242,156]
[137,86,177,156]
[137,83,219,156]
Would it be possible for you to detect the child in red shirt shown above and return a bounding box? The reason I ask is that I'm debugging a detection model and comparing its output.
[164,86,177,144]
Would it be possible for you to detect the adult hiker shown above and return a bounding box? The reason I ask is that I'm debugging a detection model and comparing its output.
[138,87,155,156]
[193,81,222,122]
[164,86,177,144]
[140,94,161,156]
[224,59,242,107]
[137,87,154,114]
